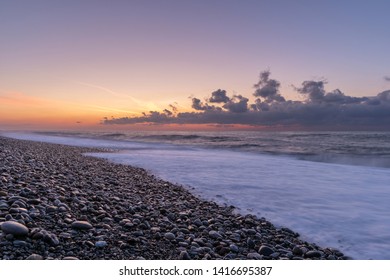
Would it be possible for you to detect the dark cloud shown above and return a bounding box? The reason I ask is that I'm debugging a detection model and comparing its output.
[253,70,285,103]
[384,76,390,82]
[191,98,220,111]
[102,71,390,130]
[208,89,230,103]
[169,103,178,113]
[295,81,367,104]
[223,95,249,113]
[163,109,173,116]
[295,80,326,102]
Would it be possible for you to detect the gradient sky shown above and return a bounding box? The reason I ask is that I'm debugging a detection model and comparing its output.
[1,0,390,129]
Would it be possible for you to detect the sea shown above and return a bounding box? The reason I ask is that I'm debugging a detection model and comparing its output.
[2,130,390,260]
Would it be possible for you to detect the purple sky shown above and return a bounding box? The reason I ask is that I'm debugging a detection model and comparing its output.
[1,0,390,129]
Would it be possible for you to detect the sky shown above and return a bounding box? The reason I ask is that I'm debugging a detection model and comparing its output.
[1,0,390,130]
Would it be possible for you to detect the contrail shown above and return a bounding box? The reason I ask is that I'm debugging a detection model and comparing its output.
[76,81,144,106]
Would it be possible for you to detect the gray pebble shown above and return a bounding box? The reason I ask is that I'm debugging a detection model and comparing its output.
[305,250,322,258]
[95,241,108,248]
[164,232,175,240]
[71,221,93,230]
[26,254,43,260]
[179,250,191,260]
[209,230,222,239]
[1,221,29,236]
[259,245,275,256]
[247,252,262,260]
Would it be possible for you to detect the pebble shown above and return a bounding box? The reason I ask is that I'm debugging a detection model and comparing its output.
[26,254,43,260]
[259,245,275,256]
[247,252,262,260]
[164,232,176,241]
[178,250,191,260]
[13,240,28,247]
[305,250,322,258]
[71,221,93,230]
[1,221,29,236]
[292,246,304,255]
[209,230,222,239]
[229,244,239,253]
[95,241,108,248]
[63,257,80,260]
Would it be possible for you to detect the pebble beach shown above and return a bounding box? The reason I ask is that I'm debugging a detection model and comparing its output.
[0,136,347,260]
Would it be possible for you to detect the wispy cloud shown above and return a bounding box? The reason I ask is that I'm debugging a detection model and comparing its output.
[76,82,144,105]
[0,91,50,106]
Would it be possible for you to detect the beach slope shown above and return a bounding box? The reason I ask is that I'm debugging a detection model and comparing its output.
[0,137,346,260]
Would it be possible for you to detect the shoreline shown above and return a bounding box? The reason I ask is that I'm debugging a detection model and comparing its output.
[0,136,347,260]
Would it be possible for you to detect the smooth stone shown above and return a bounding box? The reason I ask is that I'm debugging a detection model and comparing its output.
[193,218,203,227]
[71,221,93,230]
[178,250,191,260]
[208,230,222,239]
[305,250,322,258]
[26,254,43,260]
[229,244,239,253]
[46,206,58,213]
[292,246,304,255]
[259,245,274,256]
[63,257,79,260]
[1,221,29,236]
[247,252,262,260]
[13,240,28,247]
[95,241,107,248]
[46,234,60,246]
[164,232,175,241]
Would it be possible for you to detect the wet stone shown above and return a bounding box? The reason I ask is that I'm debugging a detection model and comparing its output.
[305,250,322,258]
[293,246,304,255]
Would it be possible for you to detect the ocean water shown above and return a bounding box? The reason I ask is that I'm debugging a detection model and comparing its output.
[2,130,390,259]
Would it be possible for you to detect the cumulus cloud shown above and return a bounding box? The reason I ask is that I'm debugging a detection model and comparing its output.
[253,70,285,103]
[295,80,366,104]
[102,71,390,130]
[223,95,249,113]
[208,89,230,103]
[191,98,220,111]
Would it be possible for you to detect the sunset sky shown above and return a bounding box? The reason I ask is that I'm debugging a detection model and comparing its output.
[1,0,390,130]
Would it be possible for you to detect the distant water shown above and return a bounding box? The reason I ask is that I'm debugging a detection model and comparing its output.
[2,130,390,259]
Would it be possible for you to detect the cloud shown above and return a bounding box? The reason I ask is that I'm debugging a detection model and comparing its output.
[0,91,49,106]
[208,89,230,103]
[253,70,285,103]
[295,81,366,104]
[191,98,221,111]
[102,71,390,130]
[223,95,249,113]
[384,76,390,82]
